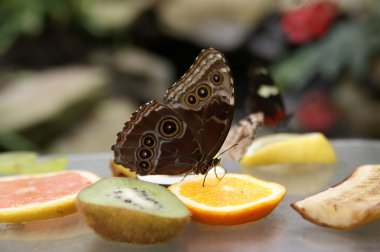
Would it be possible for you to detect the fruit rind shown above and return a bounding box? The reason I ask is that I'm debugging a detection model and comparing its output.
[77,201,189,244]
[291,164,380,230]
[0,195,80,223]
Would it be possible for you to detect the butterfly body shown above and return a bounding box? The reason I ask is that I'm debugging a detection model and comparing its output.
[112,48,234,176]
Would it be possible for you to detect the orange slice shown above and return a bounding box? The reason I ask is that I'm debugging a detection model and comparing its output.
[0,170,100,223]
[168,173,286,225]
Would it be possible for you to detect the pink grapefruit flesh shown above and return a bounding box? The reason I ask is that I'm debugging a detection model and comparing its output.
[0,170,100,223]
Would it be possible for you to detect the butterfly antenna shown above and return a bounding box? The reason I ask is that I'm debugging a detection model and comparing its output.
[218,134,251,157]
[219,143,238,156]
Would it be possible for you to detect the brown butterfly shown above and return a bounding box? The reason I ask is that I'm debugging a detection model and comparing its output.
[112,48,235,175]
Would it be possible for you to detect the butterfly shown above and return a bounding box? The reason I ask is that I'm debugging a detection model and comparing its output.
[245,67,286,125]
[112,48,234,176]
[222,67,286,161]
[222,112,264,161]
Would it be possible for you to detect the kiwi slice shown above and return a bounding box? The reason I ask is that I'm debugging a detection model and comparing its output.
[76,177,190,244]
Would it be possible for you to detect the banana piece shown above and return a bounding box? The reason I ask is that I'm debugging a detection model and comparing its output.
[291,164,380,230]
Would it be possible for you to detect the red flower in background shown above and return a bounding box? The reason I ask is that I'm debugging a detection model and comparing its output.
[281,1,338,44]
[295,89,340,133]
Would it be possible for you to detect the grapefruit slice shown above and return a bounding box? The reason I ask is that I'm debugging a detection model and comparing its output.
[0,170,100,223]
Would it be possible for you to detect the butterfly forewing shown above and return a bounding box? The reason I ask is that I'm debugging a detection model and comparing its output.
[164,48,235,162]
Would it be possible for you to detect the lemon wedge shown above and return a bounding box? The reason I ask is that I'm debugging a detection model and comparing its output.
[0,152,37,174]
[0,152,67,175]
[240,133,337,167]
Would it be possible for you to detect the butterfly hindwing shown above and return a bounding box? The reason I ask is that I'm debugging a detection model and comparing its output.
[112,101,203,175]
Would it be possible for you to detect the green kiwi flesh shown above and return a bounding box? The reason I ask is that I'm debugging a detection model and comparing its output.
[76,177,190,244]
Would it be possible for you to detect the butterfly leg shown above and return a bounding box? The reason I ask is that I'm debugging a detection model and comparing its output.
[202,171,209,187]
[215,166,227,184]
[181,171,193,182]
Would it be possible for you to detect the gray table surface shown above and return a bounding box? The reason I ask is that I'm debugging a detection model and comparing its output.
[1,139,380,252]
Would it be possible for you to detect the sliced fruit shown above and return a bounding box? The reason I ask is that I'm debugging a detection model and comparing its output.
[137,174,187,187]
[109,159,137,178]
[0,151,67,175]
[0,170,100,223]
[245,164,334,196]
[0,214,88,240]
[240,132,337,167]
[21,157,68,174]
[168,173,286,225]
[137,167,226,187]
[0,152,37,174]
[76,177,190,244]
[291,165,380,230]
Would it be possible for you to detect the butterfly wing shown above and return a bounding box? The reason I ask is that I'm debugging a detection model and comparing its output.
[112,101,203,175]
[112,48,235,175]
[222,112,264,161]
[245,67,286,125]
[164,48,235,162]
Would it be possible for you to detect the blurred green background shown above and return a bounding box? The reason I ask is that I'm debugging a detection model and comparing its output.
[1,0,380,154]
